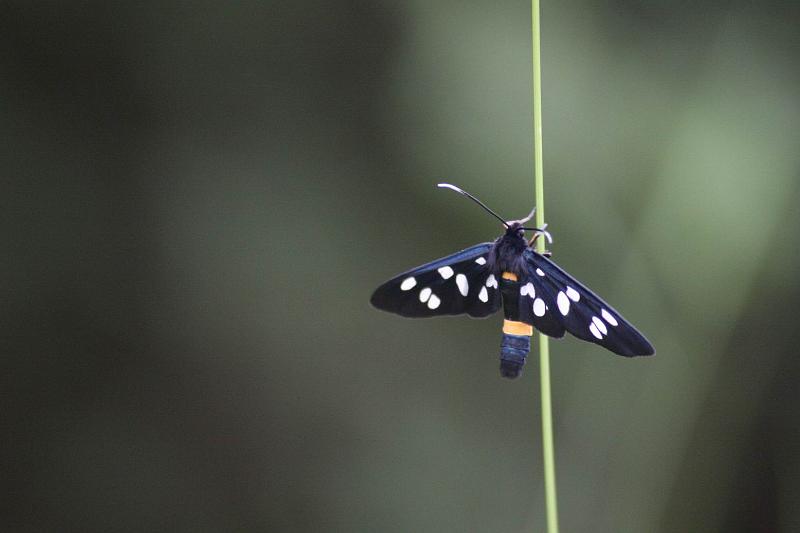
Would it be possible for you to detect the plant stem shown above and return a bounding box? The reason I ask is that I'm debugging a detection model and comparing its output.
[532,1,559,532]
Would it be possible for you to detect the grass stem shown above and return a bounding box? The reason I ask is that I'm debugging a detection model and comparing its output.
[531,1,559,532]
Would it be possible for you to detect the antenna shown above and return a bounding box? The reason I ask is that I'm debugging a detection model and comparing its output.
[437,183,509,228]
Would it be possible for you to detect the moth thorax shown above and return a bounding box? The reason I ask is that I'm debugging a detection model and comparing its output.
[495,236,527,276]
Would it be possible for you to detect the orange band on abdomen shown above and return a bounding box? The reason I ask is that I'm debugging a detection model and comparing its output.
[503,320,533,336]
[501,272,531,335]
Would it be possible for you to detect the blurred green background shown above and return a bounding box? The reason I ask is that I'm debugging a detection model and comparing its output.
[3,1,799,532]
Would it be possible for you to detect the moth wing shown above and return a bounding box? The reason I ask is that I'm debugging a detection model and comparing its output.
[520,249,655,356]
[370,243,502,318]
[513,270,566,339]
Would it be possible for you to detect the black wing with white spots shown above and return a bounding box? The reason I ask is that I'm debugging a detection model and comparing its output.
[513,269,566,339]
[370,243,502,318]
[518,249,654,356]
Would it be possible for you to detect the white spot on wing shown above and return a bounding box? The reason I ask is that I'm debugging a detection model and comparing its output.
[533,298,546,317]
[566,286,580,302]
[589,323,603,339]
[592,316,607,335]
[400,277,416,291]
[520,282,535,297]
[601,309,618,326]
[437,266,454,279]
[475,257,487,265]
[456,274,469,296]
[419,287,431,303]
[428,293,441,309]
[557,291,570,315]
[479,286,489,302]
[485,274,498,288]
[536,268,545,277]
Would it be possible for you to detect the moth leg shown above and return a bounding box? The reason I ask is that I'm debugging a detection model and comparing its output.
[528,228,552,256]
[530,240,553,255]
[527,223,553,251]
[527,232,545,247]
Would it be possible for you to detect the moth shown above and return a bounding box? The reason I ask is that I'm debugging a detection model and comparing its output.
[370,184,654,379]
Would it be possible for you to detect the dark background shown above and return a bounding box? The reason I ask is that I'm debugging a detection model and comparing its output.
[3,1,800,531]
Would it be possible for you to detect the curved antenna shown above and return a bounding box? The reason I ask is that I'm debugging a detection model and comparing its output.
[516,206,537,225]
[437,183,508,228]
[521,224,553,244]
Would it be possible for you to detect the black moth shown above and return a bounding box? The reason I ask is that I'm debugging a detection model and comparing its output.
[370,184,654,379]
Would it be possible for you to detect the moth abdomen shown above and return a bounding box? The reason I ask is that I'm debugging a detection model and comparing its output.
[499,272,534,379]
[500,333,530,379]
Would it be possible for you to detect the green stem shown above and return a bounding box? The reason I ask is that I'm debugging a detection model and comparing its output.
[532,1,559,532]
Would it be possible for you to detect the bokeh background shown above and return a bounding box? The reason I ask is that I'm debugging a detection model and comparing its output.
[3,1,799,531]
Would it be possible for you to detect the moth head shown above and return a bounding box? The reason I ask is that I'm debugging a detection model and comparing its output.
[505,205,536,239]
[505,221,526,239]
